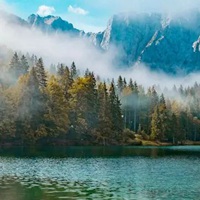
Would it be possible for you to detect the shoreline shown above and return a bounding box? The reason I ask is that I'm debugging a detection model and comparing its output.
[0,140,200,148]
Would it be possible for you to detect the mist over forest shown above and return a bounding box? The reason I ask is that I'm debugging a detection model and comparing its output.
[1,1,200,146]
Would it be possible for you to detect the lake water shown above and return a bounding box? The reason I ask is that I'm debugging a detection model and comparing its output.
[0,146,199,200]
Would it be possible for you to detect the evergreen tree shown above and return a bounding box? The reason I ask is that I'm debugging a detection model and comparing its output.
[150,106,162,140]
[158,94,169,140]
[59,66,73,101]
[9,52,22,80]
[0,88,16,138]
[20,55,29,74]
[109,81,123,139]
[57,63,65,76]
[70,62,77,80]
[35,58,47,88]
[128,78,134,91]
[45,76,70,137]
[117,75,124,93]
[96,82,112,144]
[69,76,98,141]
[16,68,47,142]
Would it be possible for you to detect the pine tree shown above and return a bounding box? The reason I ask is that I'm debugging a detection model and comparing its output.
[16,68,47,142]
[86,72,98,130]
[117,75,124,93]
[0,88,16,138]
[20,55,29,74]
[123,78,127,88]
[70,62,77,80]
[9,52,22,80]
[97,82,112,144]
[109,81,123,139]
[59,66,73,101]
[158,94,169,140]
[69,76,98,141]
[150,106,162,140]
[128,78,134,91]
[45,76,70,137]
[35,58,47,88]
[133,81,139,131]
[57,63,65,76]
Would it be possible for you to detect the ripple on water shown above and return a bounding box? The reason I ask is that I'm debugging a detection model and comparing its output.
[0,147,199,199]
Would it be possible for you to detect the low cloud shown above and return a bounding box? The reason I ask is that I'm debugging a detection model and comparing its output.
[68,5,89,15]
[37,5,55,16]
[0,0,15,13]
[0,10,200,90]
[0,14,114,77]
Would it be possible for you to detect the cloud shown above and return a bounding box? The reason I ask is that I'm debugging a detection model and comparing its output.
[68,5,89,15]
[0,15,199,90]
[0,0,14,13]
[0,6,200,90]
[37,5,55,16]
[0,14,114,78]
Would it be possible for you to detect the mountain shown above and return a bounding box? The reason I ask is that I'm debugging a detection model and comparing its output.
[1,11,200,74]
[27,14,81,35]
[0,10,29,27]
[92,12,200,74]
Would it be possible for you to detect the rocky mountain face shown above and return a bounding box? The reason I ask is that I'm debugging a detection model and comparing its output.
[1,11,200,74]
[94,12,200,73]
[27,14,81,35]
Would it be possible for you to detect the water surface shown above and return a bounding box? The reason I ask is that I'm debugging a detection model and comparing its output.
[0,146,199,200]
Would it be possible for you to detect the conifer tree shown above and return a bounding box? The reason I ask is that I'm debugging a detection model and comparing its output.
[57,63,65,76]
[16,68,47,142]
[9,52,22,80]
[150,106,162,140]
[69,76,98,141]
[128,78,134,91]
[70,62,77,80]
[35,58,47,88]
[97,82,112,144]
[59,66,73,101]
[109,81,123,139]
[20,55,29,74]
[117,75,124,93]
[45,76,70,137]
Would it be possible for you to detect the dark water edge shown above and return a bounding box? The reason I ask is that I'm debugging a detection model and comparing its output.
[0,145,200,158]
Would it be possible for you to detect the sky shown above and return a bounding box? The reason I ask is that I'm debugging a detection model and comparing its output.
[2,0,111,32]
[3,0,200,32]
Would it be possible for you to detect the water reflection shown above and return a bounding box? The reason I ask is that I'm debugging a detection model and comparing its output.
[0,146,199,199]
[0,146,200,158]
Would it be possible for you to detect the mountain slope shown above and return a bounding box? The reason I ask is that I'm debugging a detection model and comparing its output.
[95,12,200,73]
[28,14,81,35]
[1,11,200,74]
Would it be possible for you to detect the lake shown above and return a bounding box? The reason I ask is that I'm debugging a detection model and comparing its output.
[0,146,199,200]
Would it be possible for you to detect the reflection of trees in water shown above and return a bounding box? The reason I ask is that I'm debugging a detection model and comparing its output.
[0,177,112,200]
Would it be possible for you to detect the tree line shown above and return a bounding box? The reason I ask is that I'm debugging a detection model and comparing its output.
[0,52,200,145]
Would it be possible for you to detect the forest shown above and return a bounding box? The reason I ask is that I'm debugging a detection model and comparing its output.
[0,52,200,146]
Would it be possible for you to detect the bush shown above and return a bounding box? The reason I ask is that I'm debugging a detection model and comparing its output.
[140,131,150,140]
[127,138,142,146]
[123,129,135,139]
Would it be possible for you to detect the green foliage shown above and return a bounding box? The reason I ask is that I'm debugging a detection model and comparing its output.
[35,58,47,88]
[122,129,135,142]
[45,76,70,137]
[1,53,200,145]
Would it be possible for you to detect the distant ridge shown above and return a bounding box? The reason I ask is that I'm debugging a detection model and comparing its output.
[1,10,200,74]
